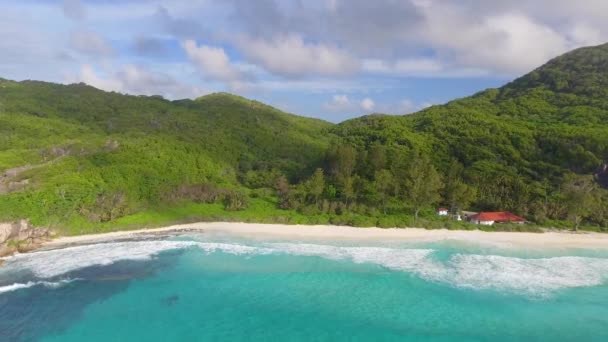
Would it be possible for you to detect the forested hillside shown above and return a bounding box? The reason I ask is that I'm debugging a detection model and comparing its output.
[326,43,608,229]
[1,43,608,234]
[0,80,331,232]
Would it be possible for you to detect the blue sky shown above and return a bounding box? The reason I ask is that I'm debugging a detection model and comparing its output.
[1,0,606,122]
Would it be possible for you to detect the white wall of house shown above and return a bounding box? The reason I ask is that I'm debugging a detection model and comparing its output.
[473,220,494,225]
[437,210,448,216]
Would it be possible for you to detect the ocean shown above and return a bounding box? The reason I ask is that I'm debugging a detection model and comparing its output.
[1,231,608,341]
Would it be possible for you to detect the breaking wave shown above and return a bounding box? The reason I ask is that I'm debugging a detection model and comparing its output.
[2,239,608,297]
[0,279,78,294]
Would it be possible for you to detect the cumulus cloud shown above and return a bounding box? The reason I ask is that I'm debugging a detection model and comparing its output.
[74,64,208,99]
[362,58,489,78]
[323,95,433,116]
[324,94,353,112]
[324,95,377,113]
[416,7,569,73]
[62,0,86,21]
[217,0,608,76]
[360,98,375,111]
[182,39,243,85]
[383,99,433,115]
[78,65,123,92]
[568,24,604,46]
[235,34,360,77]
[363,58,444,76]
[69,30,114,57]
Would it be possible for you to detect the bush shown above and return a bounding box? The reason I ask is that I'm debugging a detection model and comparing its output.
[377,216,398,228]
[223,191,248,211]
[350,215,377,227]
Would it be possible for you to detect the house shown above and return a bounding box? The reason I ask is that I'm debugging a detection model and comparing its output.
[469,212,526,225]
[436,208,449,216]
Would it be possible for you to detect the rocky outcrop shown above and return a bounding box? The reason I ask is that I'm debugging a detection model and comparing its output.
[0,220,52,257]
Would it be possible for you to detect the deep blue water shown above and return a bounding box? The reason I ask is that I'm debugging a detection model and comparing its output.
[1,232,608,341]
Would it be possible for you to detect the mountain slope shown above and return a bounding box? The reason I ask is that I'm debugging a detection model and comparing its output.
[0,80,332,230]
[332,44,608,225]
[1,43,608,232]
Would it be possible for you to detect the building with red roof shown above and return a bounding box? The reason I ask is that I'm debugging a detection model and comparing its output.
[436,208,449,216]
[469,212,526,225]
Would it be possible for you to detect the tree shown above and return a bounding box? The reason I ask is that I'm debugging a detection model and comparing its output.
[326,144,356,179]
[443,160,476,213]
[562,174,597,231]
[306,168,325,204]
[368,143,387,171]
[275,175,290,209]
[340,175,355,205]
[375,169,395,214]
[404,153,443,221]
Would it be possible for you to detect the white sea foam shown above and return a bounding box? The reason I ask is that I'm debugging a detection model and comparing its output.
[0,279,77,294]
[266,243,608,296]
[445,254,608,295]
[0,240,274,279]
[1,240,201,278]
[1,239,607,297]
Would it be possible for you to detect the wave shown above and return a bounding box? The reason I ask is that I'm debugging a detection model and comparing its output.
[269,243,608,296]
[0,279,78,294]
[1,240,201,278]
[1,239,607,297]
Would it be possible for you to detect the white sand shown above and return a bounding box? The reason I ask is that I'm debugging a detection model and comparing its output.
[42,222,608,250]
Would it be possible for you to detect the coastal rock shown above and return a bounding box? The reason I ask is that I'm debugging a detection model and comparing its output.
[0,219,51,257]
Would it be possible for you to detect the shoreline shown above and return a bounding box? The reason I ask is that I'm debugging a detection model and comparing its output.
[40,222,608,250]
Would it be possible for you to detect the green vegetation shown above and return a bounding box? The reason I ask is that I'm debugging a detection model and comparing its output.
[1,44,608,234]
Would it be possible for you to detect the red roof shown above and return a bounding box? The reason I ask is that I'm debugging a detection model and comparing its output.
[470,212,525,222]
[437,208,448,211]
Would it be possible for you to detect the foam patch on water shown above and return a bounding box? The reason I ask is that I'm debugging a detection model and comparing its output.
[0,240,276,279]
[268,243,608,296]
[2,239,608,297]
[445,254,608,295]
[0,279,77,294]
[1,240,200,278]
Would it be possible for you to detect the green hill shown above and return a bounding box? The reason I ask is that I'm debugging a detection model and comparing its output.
[0,80,332,232]
[331,44,608,229]
[1,43,608,233]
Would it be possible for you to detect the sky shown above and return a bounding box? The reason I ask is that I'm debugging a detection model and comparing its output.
[1,0,606,122]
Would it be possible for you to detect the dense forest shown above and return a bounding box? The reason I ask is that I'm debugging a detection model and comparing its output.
[1,43,608,234]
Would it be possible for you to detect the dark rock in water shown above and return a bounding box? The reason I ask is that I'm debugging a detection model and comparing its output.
[162,295,180,306]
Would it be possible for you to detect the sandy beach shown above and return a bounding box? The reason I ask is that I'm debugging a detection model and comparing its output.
[41,222,608,250]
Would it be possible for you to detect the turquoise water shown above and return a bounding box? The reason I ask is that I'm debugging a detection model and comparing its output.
[1,233,608,341]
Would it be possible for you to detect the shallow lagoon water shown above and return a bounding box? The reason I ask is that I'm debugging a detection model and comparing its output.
[1,233,608,341]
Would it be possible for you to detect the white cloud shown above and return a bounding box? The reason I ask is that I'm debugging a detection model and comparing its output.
[362,58,491,78]
[182,40,244,87]
[412,4,578,74]
[568,24,604,46]
[236,33,360,77]
[324,94,353,112]
[397,99,416,113]
[465,14,567,73]
[69,30,114,57]
[73,64,208,99]
[360,97,375,111]
[324,95,377,113]
[78,64,123,92]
